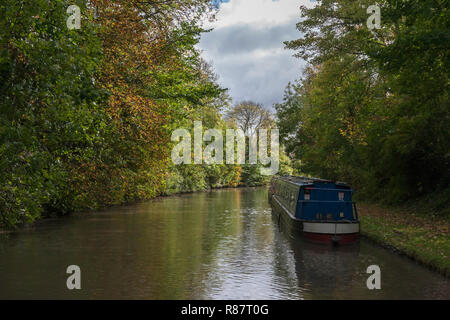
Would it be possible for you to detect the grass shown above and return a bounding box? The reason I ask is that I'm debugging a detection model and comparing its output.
[358,202,450,277]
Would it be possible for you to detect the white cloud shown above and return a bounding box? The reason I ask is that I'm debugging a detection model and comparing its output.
[206,0,312,29]
[198,0,315,108]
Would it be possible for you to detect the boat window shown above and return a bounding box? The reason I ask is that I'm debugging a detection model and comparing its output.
[339,192,344,201]
[304,189,310,200]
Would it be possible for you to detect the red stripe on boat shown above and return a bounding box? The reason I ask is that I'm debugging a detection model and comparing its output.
[303,232,359,245]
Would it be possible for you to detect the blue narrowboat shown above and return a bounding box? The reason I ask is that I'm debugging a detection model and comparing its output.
[268,176,360,244]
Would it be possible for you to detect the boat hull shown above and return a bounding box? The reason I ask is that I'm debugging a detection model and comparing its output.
[269,193,359,245]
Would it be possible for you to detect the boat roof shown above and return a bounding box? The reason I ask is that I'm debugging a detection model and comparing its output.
[274,175,349,187]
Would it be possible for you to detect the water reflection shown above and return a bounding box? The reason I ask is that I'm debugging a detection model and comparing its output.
[272,202,449,299]
[0,187,448,299]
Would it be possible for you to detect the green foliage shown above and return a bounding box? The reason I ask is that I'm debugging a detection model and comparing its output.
[0,0,293,229]
[0,0,232,228]
[240,164,268,187]
[0,0,106,227]
[277,0,449,204]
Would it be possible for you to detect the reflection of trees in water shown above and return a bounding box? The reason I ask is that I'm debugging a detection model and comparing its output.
[54,189,247,299]
[291,237,361,295]
[235,188,275,253]
[271,211,361,299]
[271,210,450,299]
[200,187,282,299]
[2,187,448,299]
[268,224,304,298]
[142,189,246,299]
[142,187,274,299]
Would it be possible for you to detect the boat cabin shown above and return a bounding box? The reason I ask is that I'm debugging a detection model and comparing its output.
[270,176,358,222]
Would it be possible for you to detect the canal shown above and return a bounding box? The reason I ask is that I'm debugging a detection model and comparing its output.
[0,187,448,299]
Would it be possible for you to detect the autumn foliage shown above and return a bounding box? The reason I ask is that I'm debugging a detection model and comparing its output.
[0,0,236,228]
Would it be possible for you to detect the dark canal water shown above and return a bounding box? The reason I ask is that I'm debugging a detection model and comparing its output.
[0,187,448,299]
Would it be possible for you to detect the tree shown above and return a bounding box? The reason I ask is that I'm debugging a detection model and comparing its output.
[278,0,449,203]
[0,0,106,226]
[225,101,274,136]
[0,0,227,228]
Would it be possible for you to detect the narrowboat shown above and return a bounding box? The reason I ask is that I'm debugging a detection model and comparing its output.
[268,176,360,244]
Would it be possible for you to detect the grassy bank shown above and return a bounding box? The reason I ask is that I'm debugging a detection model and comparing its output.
[358,202,450,277]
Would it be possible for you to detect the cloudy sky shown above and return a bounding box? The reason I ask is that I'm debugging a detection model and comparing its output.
[198,0,316,108]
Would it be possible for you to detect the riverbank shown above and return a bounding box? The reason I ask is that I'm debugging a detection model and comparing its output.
[358,202,450,277]
[0,184,268,234]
